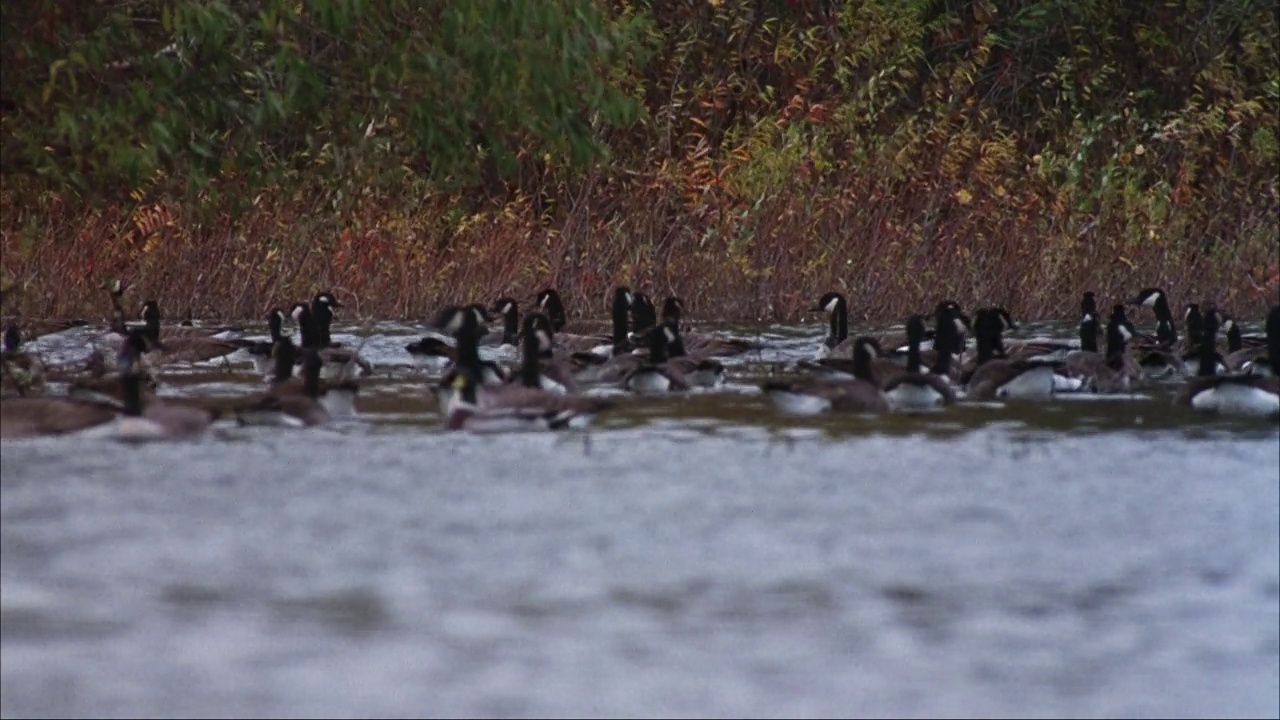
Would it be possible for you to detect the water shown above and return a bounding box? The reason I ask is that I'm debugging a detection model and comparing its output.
[2,320,1278,718]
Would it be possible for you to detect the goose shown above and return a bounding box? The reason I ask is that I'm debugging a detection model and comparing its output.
[234,342,348,427]
[633,297,757,357]
[490,297,523,348]
[1127,287,1186,377]
[404,334,457,372]
[306,291,375,378]
[663,322,728,388]
[137,300,251,365]
[1222,313,1272,373]
[442,362,614,432]
[811,291,849,358]
[518,313,579,394]
[622,322,690,394]
[569,288,651,382]
[629,292,658,341]
[1,322,45,397]
[432,305,512,409]
[1060,305,1143,393]
[989,307,1073,362]
[761,337,890,414]
[437,309,613,431]
[534,288,613,354]
[1,329,215,440]
[1175,308,1278,417]
[965,308,1062,400]
[245,308,288,375]
[1,391,122,438]
[883,315,956,410]
[110,338,217,441]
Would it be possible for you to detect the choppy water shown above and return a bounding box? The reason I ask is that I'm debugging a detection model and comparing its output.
[2,319,1278,718]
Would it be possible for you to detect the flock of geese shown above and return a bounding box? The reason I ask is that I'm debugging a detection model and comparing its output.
[0,280,1277,441]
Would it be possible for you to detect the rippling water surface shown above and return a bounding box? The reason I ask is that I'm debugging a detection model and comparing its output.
[2,319,1278,718]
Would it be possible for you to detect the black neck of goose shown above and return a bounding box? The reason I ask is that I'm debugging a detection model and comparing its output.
[1105,324,1126,370]
[455,323,483,373]
[1082,293,1097,318]
[273,342,296,383]
[268,313,283,343]
[662,300,682,327]
[1152,296,1176,345]
[648,327,669,364]
[143,308,162,345]
[973,313,997,366]
[667,329,688,358]
[2,323,18,354]
[1224,321,1241,353]
[611,292,630,348]
[905,327,923,375]
[312,305,333,346]
[519,330,541,388]
[296,310,319,348]
[121,372,145,417]
[852,344,875,383]
[932,318,955,375]
[1196,316,1218,377]
[302,351,322,398]
[1080,316,1099,353]
[1185,307,1203,346]
[459,370,479,404]
[541,295,567,332]
[502,310,519,346]
[827,301,848,349]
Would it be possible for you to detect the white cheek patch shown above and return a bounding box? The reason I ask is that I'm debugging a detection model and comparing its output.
[291,306,305,321]
[1143,293,1161,307]
[624,292,633,306]
[535,330,552,351]
[443,312,464,334]
[501,302,513,315]
[953,318,967,334]
[664,327,676,342]
[824,297,839,313]
[1119,325,1133,341]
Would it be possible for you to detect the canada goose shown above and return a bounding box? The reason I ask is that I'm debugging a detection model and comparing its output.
[518,313,579,393]
[234,343,343,427]
[1,392,123,438]
[883,315,956,410]
[965,308,1062,400]
[442,363,614,432]
[490,297,522,347]
[1175,309,1279,417]
[761,337,890,414]
[111,341,216,441]
[630,292,657,339]
[306,291,375,378]
[989,307,1073,362]
[31,329,214,441]
[622,322,690,394]
[534,288,613,354]
[1060,305,1142,393]
[404,335,457,371]
[650,297,758,357]
[568,287,649,381]
[1221,315,1268,373]
[432,305,512,409]
[662,322,728,388]
[138,300,251,365]
[811,291,849,358]
[246,308,288,375]
[1227,307,1279,375]
[1127,287,1185,376]
[1,322,45,397]
[922,300,967,383]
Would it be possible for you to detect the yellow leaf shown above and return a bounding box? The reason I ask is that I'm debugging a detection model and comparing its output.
[955,189,973,205]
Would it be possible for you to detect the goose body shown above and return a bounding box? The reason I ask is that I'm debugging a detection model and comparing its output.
[965,308,1058,400]
[1176,308,1279,417]
[762,338,890,414]
[883,315,956,410]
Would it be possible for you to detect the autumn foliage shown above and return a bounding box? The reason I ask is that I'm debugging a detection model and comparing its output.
[2,0,1277,323]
